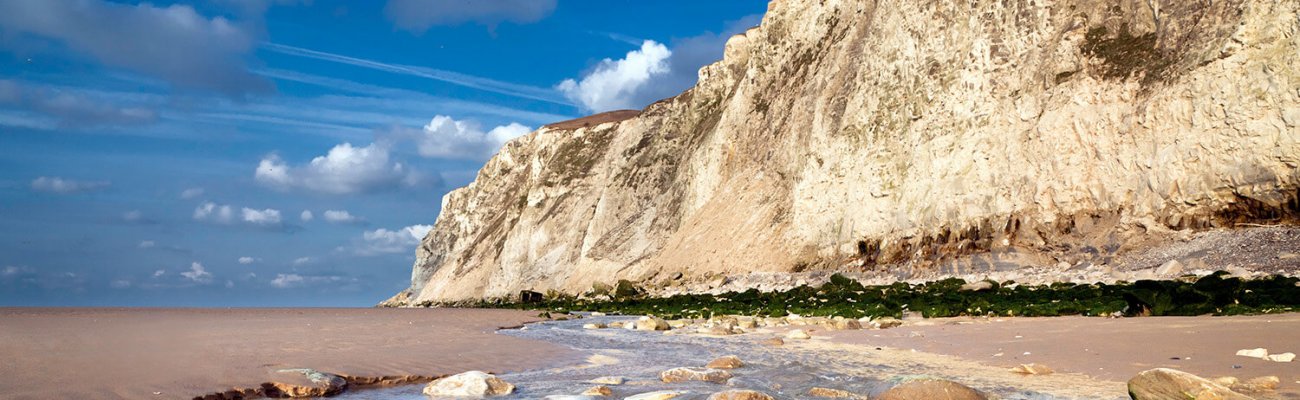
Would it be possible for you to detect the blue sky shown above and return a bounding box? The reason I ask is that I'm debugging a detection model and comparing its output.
[0,0,766,306]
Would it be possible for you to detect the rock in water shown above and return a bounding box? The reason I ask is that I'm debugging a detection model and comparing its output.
[624,390,688,400]
[1010,363,1055,375]
[807,387,862,398]
[583,323,607,329]
[263,368,348,398]
[1265,352,1294,362]
[875,378,986,400]
[590,376,625,385]
[760,337,784,346]
[635,316,670,331]
[422,371,514,397]
[1127,368,1252,400]
[582,385,614,396]
[1235,348,1269,359]
[659,367,734,384]
[786,329,812,340]
[706,355,744,369]
[707,390,775,400]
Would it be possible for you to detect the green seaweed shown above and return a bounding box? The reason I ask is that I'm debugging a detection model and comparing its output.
[447,272,1300,321]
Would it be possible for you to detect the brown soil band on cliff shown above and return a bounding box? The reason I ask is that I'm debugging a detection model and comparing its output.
[542,109,640,130]
[0,308,576,399]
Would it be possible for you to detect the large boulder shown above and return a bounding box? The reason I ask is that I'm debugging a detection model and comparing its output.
[262,368,348,398]
[659,367,733,384]
[707,390,775,400]
[875,378,986,400]
[635,316,670,331]
[422,371,515,397]
[706,355,744,369]
[1127,368,1252,400]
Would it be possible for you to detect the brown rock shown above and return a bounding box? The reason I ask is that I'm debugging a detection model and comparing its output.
[875,378,985,400]
[422,371,514,397]
[1127,368,1252,400]
[807,387,862,398]
[760,337,784,346]
[707,389,775,400]
[659,367,733,384]
[582,385,614,396]
[706,355,744,369]
[262,368,348,398]
[1232,376,1280,393]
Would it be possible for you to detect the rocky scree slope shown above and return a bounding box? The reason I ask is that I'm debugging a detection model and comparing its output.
[387,0,1300,305]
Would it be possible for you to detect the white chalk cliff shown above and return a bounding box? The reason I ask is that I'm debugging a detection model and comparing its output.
[387,0,1299,305]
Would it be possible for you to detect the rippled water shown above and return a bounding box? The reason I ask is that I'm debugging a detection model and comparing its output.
[337,315,1111,400]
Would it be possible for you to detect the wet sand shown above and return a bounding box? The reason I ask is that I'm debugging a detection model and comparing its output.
[0,307,576,399]
[826,313,1300,396]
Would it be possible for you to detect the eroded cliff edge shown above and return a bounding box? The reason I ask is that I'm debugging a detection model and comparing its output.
[387,0,1300,305]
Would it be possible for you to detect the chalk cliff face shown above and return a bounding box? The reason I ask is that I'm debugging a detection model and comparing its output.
[388,0,1300,305]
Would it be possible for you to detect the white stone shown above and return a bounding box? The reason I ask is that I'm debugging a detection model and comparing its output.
[624,391,688,400]
[422,371,514,397]
[1236,348,1269,359]
[786,329,812,340]
[1266,352,1295,362]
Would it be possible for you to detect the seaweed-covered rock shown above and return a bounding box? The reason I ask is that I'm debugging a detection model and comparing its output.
[263,368,348,398]
[1127,368,1251,400]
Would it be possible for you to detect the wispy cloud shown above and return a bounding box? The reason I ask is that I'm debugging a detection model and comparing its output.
[261,42,571,106]
[30,176,111,194]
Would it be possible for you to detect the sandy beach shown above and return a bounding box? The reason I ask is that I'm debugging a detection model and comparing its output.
[826,313,1300,396]
[0,308,575,399]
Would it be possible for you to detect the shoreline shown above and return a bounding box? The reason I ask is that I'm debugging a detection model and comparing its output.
[0,307,577,399]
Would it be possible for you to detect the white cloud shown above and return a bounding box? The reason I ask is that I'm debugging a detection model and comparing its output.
[355,224,433,255]
[415,115,531,160]
[180,262,212,284]
[269,273,304,288]
[2,265,33,277]
[322,209,363,224]
[255,142,417,194]
[138,240,156,249]
[556,16,762,113]
[384,0,555,33]
[30,176,111,194]
[292,257,312,266]
[0,1,269,95]
[110,279,132,289]
[193,202,234,223]
[557,40,671,113]
[238,256,258,265]
[122,210,143,222]
[241,207,281,225]
[153,269,166,278]
[180,187,205,199]
[300,210,314,222]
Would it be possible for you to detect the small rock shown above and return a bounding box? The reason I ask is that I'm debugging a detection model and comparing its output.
[635,316,670,331]
[660,367,733,384]
[591,312,606,317]
[875,378,986,400]
[545,396,596,400]
[608,321,625,329]
[786,329,812,340]
[583,323,607,329]
[264,368,348,398]
[422,371,514,397]
[760,337,784,346]
[698,325,737,335]
[874,318,904,329]
[706,355,744,369]
[590,376,625,385]
[834,319,862,330]
[706,389,775,400]
[807,387,862,398]
[959,281,993,291]
[1212,377,1240,387]
[1127,368,1251,400]
[1265,352,1294,362]
[624,390,688,400]
[583,385,614,396]
[1235,348,1269,359]
[1009,363,1054,375]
